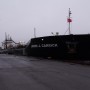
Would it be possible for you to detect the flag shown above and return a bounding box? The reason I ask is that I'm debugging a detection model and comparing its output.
[67,18,72,22]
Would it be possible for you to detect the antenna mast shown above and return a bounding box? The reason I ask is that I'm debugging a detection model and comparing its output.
[67,8,72,35]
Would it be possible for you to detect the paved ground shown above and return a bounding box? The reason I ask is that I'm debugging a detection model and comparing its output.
[0,54,90,90]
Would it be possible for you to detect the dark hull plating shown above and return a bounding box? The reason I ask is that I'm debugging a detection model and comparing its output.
[25,34,90,59]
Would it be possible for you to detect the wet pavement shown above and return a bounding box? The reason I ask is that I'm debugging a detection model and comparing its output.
[0,54,90,90]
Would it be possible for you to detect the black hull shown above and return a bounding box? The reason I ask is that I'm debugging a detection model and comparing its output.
[26,34,90,59]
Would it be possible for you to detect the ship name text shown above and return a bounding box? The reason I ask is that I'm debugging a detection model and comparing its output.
[31,44,58,48]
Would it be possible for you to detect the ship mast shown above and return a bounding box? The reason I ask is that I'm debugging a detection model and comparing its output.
[67,8,72,35]
[5,32,7,49]
[34,27,36,38]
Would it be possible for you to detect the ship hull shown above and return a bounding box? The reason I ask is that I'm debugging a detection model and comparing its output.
[25,34,90,59]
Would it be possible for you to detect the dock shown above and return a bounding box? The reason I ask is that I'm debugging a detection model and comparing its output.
[0,54,90,90]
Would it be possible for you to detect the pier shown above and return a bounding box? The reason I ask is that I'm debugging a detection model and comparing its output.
[0,54,90,90]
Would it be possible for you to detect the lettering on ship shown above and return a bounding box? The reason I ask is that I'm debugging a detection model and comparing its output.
[31,44,58,48]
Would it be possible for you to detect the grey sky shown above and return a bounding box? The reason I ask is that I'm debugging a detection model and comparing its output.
[0,0,90,45]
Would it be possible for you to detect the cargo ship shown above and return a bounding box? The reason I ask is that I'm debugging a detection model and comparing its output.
[25,34,90,59]
[25,9,90,59]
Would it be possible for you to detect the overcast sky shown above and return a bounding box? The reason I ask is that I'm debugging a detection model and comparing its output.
[0,0,90,45]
